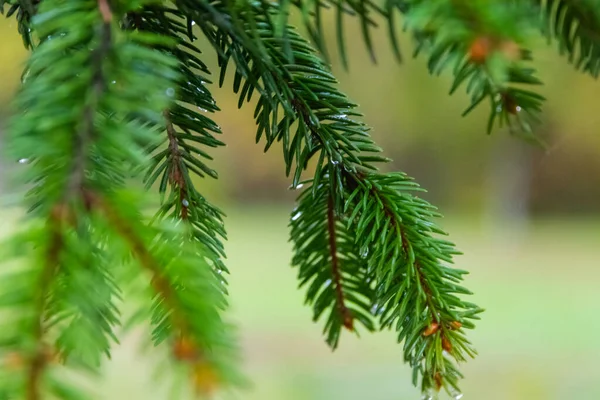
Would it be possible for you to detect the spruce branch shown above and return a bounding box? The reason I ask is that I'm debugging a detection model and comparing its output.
[291,177,375,348]
[91,189,242,394]
[537,0,600,77]
[7,0,598,398]
[283,0,390,67]
[27,208,63,400]
[342,171,482,396]
[0,0,39,48]
[392,0,546,139]
[186,3,481,394]
[125,5,231,287]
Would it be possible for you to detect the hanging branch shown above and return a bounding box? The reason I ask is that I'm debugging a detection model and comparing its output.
[7,0,596,398]
[184,3,481,395]
[391,0,546,139]
[125,6,230,287]
[290,174,375,348]
[537,0,600,77]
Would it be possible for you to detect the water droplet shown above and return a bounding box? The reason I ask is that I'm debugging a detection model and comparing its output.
[182,199,189,207]
[496,105,502,113]
[339,114,347,119]
[331,160,340,165]
[453,394,463,400]
[191,20,196,26]
[422,388,436,400]
[111,80,116,84]
[324,279,332,287]
[291,211,302,221]
[18,158,29,164]
[216,269,223,275]
[360,247,369,258]
[515,106,522,112]
[198,107,208,113]
[370,304,379,314]
[166,88,175,97]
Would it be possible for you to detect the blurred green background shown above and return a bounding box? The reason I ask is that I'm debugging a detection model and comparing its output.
[0,11,599,400]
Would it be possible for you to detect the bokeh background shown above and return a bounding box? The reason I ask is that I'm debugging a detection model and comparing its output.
[1,11,599,400]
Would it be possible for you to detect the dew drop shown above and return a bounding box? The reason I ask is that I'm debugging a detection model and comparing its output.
[111,80,116,84]
[182,199,189,207]
[198,107,208,113]
[324,279,332,287]
[339,114,347,119]
[216,269,223,275]
[360,247,369,258]
[515,106,522,112]
[330,160,340,165]
[495,105,502,113]
[18,158,29,164]
[166,88,175,97]
[291,211,302,221]
[191,20,196,26]
[453,394,463,400]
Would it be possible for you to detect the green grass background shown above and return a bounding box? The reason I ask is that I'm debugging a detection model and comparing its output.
[3,208,593,399]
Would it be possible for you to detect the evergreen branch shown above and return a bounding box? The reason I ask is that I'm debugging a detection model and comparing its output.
[391,0,546,139]
[27,208,63,400]
[290,175,375,348]
[90,190,242,394]
[282,0,390,67]
[125,6,231,287]
[190,4,481,393]
[343,171,482,396]
[0,0,39,48]
[2,0,186,396]
[537,0,600,77]
[67,0,111,198]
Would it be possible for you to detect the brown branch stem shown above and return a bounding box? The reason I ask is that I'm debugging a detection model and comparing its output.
[327,195,353,330]
[26,208,64,400]
[163,111,189,220]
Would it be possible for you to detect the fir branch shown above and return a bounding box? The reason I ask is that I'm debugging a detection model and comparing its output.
[125,5,230,287]
[343,171,482,395]
[27,208,63,400]
[392,0,546,139]
[290,176,375,348]
[67,0,111,199]
[90,189,242,393]
[537,0,600,77]
[0,0,39,48]
[190,3,481,394]
[2,0,182,396]
[163,110,190,219]
[283,0,389,67]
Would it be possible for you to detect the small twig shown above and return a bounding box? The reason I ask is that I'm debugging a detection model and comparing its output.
[98,0,112,23]
[327,196,353,330]
[86,191,189,333]
[26,207,64,400]
[66,7,112,199]
[163,111,189,219]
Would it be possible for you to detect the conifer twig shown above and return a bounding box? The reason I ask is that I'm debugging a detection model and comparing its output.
[26,207,63,400]
[163,110,189,220]
[327,195,353,330]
